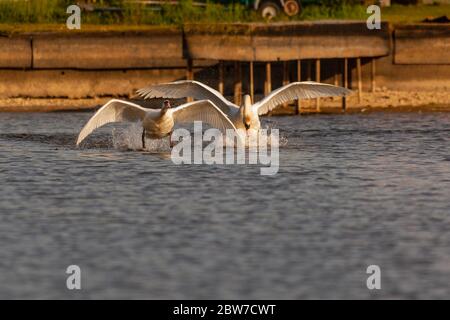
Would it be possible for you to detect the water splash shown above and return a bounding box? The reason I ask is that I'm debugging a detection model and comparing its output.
[112,123,171,152]
[241,127,288,148]
[279,134,289,147]
[263,122,288,147]
[109,123,287,152]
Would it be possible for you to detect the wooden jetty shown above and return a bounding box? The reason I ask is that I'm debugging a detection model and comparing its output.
[0,21,449,112]
[183,21,391,111]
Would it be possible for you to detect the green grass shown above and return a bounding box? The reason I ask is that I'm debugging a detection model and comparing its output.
[300,3,367,20]
[300,3,450,23]
[0,0,448,33]
[382,4,450,24]
[0,0,260,25]
[0,0,64,24]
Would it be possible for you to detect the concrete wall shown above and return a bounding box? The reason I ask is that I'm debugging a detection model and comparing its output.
[352,56,450,91]
[32,30,183,69]
[184,22,391,61]
[0,69,187,98]
[0,36,32,68]
[0,23,449,99]
[394,24,450,64]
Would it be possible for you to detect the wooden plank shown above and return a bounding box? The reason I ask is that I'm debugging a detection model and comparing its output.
[395,25,450,65]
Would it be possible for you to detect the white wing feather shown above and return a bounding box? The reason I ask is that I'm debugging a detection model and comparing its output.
[172,100,238,135]
[136,80,238,114]
[76,99,149,145]
[254,81,352,115]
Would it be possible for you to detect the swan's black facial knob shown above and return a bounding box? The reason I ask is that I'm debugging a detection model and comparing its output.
[161,100,171,113]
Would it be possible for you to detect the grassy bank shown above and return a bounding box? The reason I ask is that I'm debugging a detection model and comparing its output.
[0,0,257,25]
[0,0,449,33]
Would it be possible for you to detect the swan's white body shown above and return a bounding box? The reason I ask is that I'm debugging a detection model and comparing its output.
[76,98,238,146]
[137,80,352,132]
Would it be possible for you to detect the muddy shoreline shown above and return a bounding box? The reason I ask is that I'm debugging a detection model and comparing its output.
[1,88,448,114]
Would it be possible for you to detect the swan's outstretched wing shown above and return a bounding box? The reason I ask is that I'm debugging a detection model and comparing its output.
[76,99,149,145]
[171,100,238,135]
[253,81,352,115]
[136,80,238,114]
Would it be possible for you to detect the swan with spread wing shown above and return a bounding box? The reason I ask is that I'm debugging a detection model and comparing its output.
[137,80,352,133]
[76,98,238,148]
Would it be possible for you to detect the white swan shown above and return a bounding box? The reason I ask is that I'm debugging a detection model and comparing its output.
[76,98,238,148]
[137,80,352,134]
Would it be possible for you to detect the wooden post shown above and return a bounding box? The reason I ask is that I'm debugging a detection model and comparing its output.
[186,59,193,102]
[296,59,301,114]
[283,61,289,86]
[334,60,339,86]
[282,61,289,109]
[371,58,376,93]
[315,59,320,111]
[344,58,348,88]
[343,58,348,110]
[218,60,224,95]
[357,57,362,103]
[307,60,312,81]
[249,61,254,102]
[264,62,271,96]
[234,61,242,106]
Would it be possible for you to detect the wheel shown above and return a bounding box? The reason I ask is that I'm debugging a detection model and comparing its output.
[259,1,281,20]
[283,0,301,16]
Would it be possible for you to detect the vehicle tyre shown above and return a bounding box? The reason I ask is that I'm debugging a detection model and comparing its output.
[283,0,301,16]
[259,1,281,20]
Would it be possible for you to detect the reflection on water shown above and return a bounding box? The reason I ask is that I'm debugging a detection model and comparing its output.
[0,111,449,299]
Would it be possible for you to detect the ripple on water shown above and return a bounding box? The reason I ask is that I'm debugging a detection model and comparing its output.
[0,111,449,299]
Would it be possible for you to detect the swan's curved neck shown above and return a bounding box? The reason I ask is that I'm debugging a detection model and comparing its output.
[242,95,252,114]
[161,106,170,115]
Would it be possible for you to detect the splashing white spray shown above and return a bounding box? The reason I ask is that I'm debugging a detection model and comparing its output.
[112,123,171,152]
[261,123,288,147]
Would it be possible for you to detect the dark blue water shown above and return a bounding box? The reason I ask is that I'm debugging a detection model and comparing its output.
[0,111,449,299]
